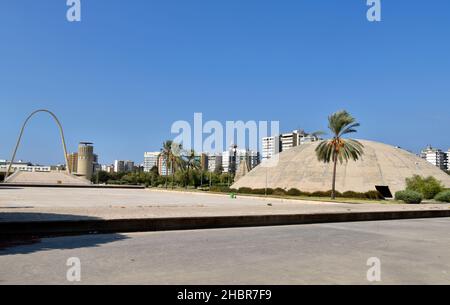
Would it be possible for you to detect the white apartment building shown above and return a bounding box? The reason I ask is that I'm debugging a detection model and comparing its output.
[447,150,450,171]
[101,164,114,173]
[158,155,170,176]
[280,132,296,151]
[207,154,223,172]
[0,160,51,173]
[262,136,281,161]
[420,146,448,171]
[144,152,160,172]
[263,130,321,160]
[222,147,260,173]
[299,134,320,145]
[113,160,125,173]
[113,160,135,173]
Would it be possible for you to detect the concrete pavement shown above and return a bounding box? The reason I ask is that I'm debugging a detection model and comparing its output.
[1,187,449,223]
[1,218,449,284]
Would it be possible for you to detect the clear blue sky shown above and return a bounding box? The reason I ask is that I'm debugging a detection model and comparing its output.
[1,0,449,165]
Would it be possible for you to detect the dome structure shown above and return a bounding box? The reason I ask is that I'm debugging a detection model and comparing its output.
[232,140,450,194]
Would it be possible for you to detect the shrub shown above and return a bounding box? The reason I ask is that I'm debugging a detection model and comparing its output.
[210,186,231,193]
[364,190,385,200]
[434,190,450,203]
[395,190,423,204]
[251,188,269,195]
[238,187,253,194]
[286,188,302,196]
[342,191,364,198]
[406,175,444,200]
[273,188,287,196]
[310,190,342,198]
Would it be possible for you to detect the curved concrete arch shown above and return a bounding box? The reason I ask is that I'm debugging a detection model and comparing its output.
[4,109,71,182]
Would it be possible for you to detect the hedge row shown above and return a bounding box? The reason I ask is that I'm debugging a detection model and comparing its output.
[210,186,384,200]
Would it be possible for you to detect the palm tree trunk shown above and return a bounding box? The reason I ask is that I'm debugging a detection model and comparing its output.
[186,167,189,189]
[171,157,175,189]
[331,154,337,199]
[165,156,169,189]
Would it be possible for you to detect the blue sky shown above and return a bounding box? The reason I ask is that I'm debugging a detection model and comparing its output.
[1,0,449,165]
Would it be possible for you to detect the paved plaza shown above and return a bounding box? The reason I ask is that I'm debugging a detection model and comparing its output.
[1,218,449,284]
[0,187,449,223]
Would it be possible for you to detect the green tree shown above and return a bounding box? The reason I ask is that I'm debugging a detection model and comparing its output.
[315,110,364,199]
[405,175,444,200]
[180,149,201,188]
[159,140,182,189]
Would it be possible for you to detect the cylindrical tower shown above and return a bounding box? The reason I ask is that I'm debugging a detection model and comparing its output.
[77,142,94,181]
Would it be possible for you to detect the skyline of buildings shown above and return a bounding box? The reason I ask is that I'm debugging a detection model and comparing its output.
[2,135,449,178]
[262,130,322,161]
[420,145,450,172]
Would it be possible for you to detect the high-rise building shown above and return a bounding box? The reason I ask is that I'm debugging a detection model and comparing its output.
[207,154,223,173]
[101,164,114,173]
[264,130,321,160]
[200,153,209,171]
[420,146,448,171]
[158,155,169,176]
[280,132,296,151]
[222,146,260,174]
[245,150,260,169]
[447,150,450,171]
[124,160,135,172]
[144,152,159,172]
[114,160,125,173]
[77,142,95,180]
[262,136,281,161]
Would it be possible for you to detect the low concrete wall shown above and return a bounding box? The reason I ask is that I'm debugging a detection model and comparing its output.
[1,210,450,238]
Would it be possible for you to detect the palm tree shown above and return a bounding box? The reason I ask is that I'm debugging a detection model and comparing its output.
[315,110,364,199]
[160,140,182,189]
[181,149,201,188]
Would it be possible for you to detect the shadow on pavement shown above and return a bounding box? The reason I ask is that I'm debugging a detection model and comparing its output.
[0,212,128,255]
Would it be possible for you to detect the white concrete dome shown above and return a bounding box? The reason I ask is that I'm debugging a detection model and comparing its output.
[232,140,450,193]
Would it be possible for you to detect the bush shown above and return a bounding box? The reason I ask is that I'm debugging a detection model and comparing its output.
[406,175,444,200]
[238,187,253,194]
[395,190,423,204]
[364,190,385,200]
[310,190,342,198]
[434,190,450,203]
[210,186,231,193]
[273,188,287,196]
[286,188,302,196]
[342,191,364,198]
[251,188,267,195]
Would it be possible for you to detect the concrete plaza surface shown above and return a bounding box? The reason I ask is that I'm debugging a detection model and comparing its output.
[0,218,449,284]
[0,187,449,223]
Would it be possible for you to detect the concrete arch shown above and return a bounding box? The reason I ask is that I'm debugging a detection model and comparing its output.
[4,109,71,182]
